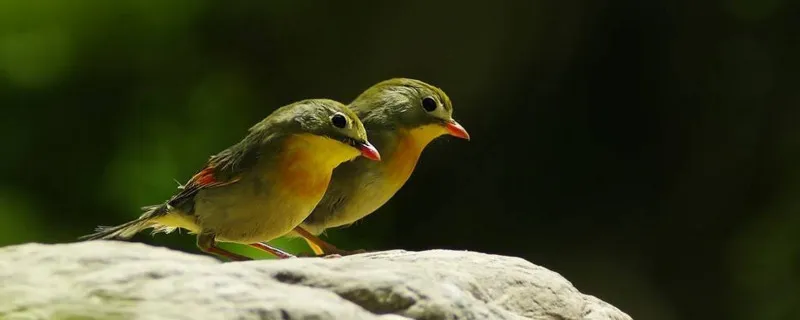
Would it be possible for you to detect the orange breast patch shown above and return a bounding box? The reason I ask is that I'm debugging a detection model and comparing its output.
[277,146,333,199]
[383,134,423,188]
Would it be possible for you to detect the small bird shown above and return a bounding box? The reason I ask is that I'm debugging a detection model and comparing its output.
[81,99,381,261]
[290,78,469,256]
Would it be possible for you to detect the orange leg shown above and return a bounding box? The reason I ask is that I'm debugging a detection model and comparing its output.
[304,238,326,255]
[204,246,251,261]
[294,226,366,257]
[249,242,295,259]
[197,233,251,261]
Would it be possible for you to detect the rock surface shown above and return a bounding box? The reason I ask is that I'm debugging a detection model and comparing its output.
[0,241,631,320]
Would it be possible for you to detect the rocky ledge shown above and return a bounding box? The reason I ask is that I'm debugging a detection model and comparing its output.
[0,241,631,320]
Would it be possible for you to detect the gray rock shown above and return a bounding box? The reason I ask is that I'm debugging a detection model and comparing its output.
[0,241,631,320]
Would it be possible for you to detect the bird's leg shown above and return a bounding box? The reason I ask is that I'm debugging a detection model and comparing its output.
[294,226,367,257]
[303,238,326,256]
[249,242,295,259]
[294,226,337,254]
[197,233,251,261]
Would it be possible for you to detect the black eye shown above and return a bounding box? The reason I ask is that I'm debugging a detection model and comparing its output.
[331,113,347,128]
[422,97,438,112]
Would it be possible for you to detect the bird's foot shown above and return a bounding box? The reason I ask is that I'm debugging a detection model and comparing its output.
[340,248,369,255]
[297,248,369,258]
[297,252,338,258]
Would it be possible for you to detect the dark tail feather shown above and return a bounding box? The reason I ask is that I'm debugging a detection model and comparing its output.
[79,204,169,241]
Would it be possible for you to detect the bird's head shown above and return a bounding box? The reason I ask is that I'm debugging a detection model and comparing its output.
[256,99,380,161]
[350,78,470,144]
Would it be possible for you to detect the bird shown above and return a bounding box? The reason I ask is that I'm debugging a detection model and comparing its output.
[289,78,469,256]
[81,99,381,261]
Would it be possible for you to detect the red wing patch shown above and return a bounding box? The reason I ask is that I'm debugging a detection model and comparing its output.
[167,162,242,209]
[187,166,240,189]
[191,167,217,187]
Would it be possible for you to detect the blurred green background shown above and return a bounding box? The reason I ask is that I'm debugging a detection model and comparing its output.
[1,1,798,319]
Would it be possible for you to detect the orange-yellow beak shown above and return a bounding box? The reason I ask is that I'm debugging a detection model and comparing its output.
[358,141,381,161]
[444,119,470,140]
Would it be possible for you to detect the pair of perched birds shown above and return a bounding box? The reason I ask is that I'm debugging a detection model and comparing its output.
[82,78,469,261]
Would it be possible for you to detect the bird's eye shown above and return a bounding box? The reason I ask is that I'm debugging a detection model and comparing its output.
[422,97,438,112]
[331,113,347,129]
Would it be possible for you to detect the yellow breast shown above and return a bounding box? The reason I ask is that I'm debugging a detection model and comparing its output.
[278,134,361,199]
[383,124,448,188]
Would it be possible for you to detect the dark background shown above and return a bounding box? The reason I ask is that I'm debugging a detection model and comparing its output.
[1,1,798,319]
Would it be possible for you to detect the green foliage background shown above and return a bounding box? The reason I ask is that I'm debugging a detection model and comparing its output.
[1,1,798,319]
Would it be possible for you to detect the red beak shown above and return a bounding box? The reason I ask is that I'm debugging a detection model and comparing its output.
[358,141,381,161]
[445,120,470,140]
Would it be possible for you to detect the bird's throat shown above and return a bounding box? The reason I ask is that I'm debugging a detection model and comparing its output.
[407,124,448,148]
[382,124,447,187]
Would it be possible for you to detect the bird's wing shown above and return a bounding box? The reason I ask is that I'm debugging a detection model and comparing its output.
[166,142,261,209]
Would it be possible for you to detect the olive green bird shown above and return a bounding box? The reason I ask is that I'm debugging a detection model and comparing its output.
[290,78,470,256]
[81,99,380,261]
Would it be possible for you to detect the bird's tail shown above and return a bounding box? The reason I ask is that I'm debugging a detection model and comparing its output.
[79,204,170,241]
